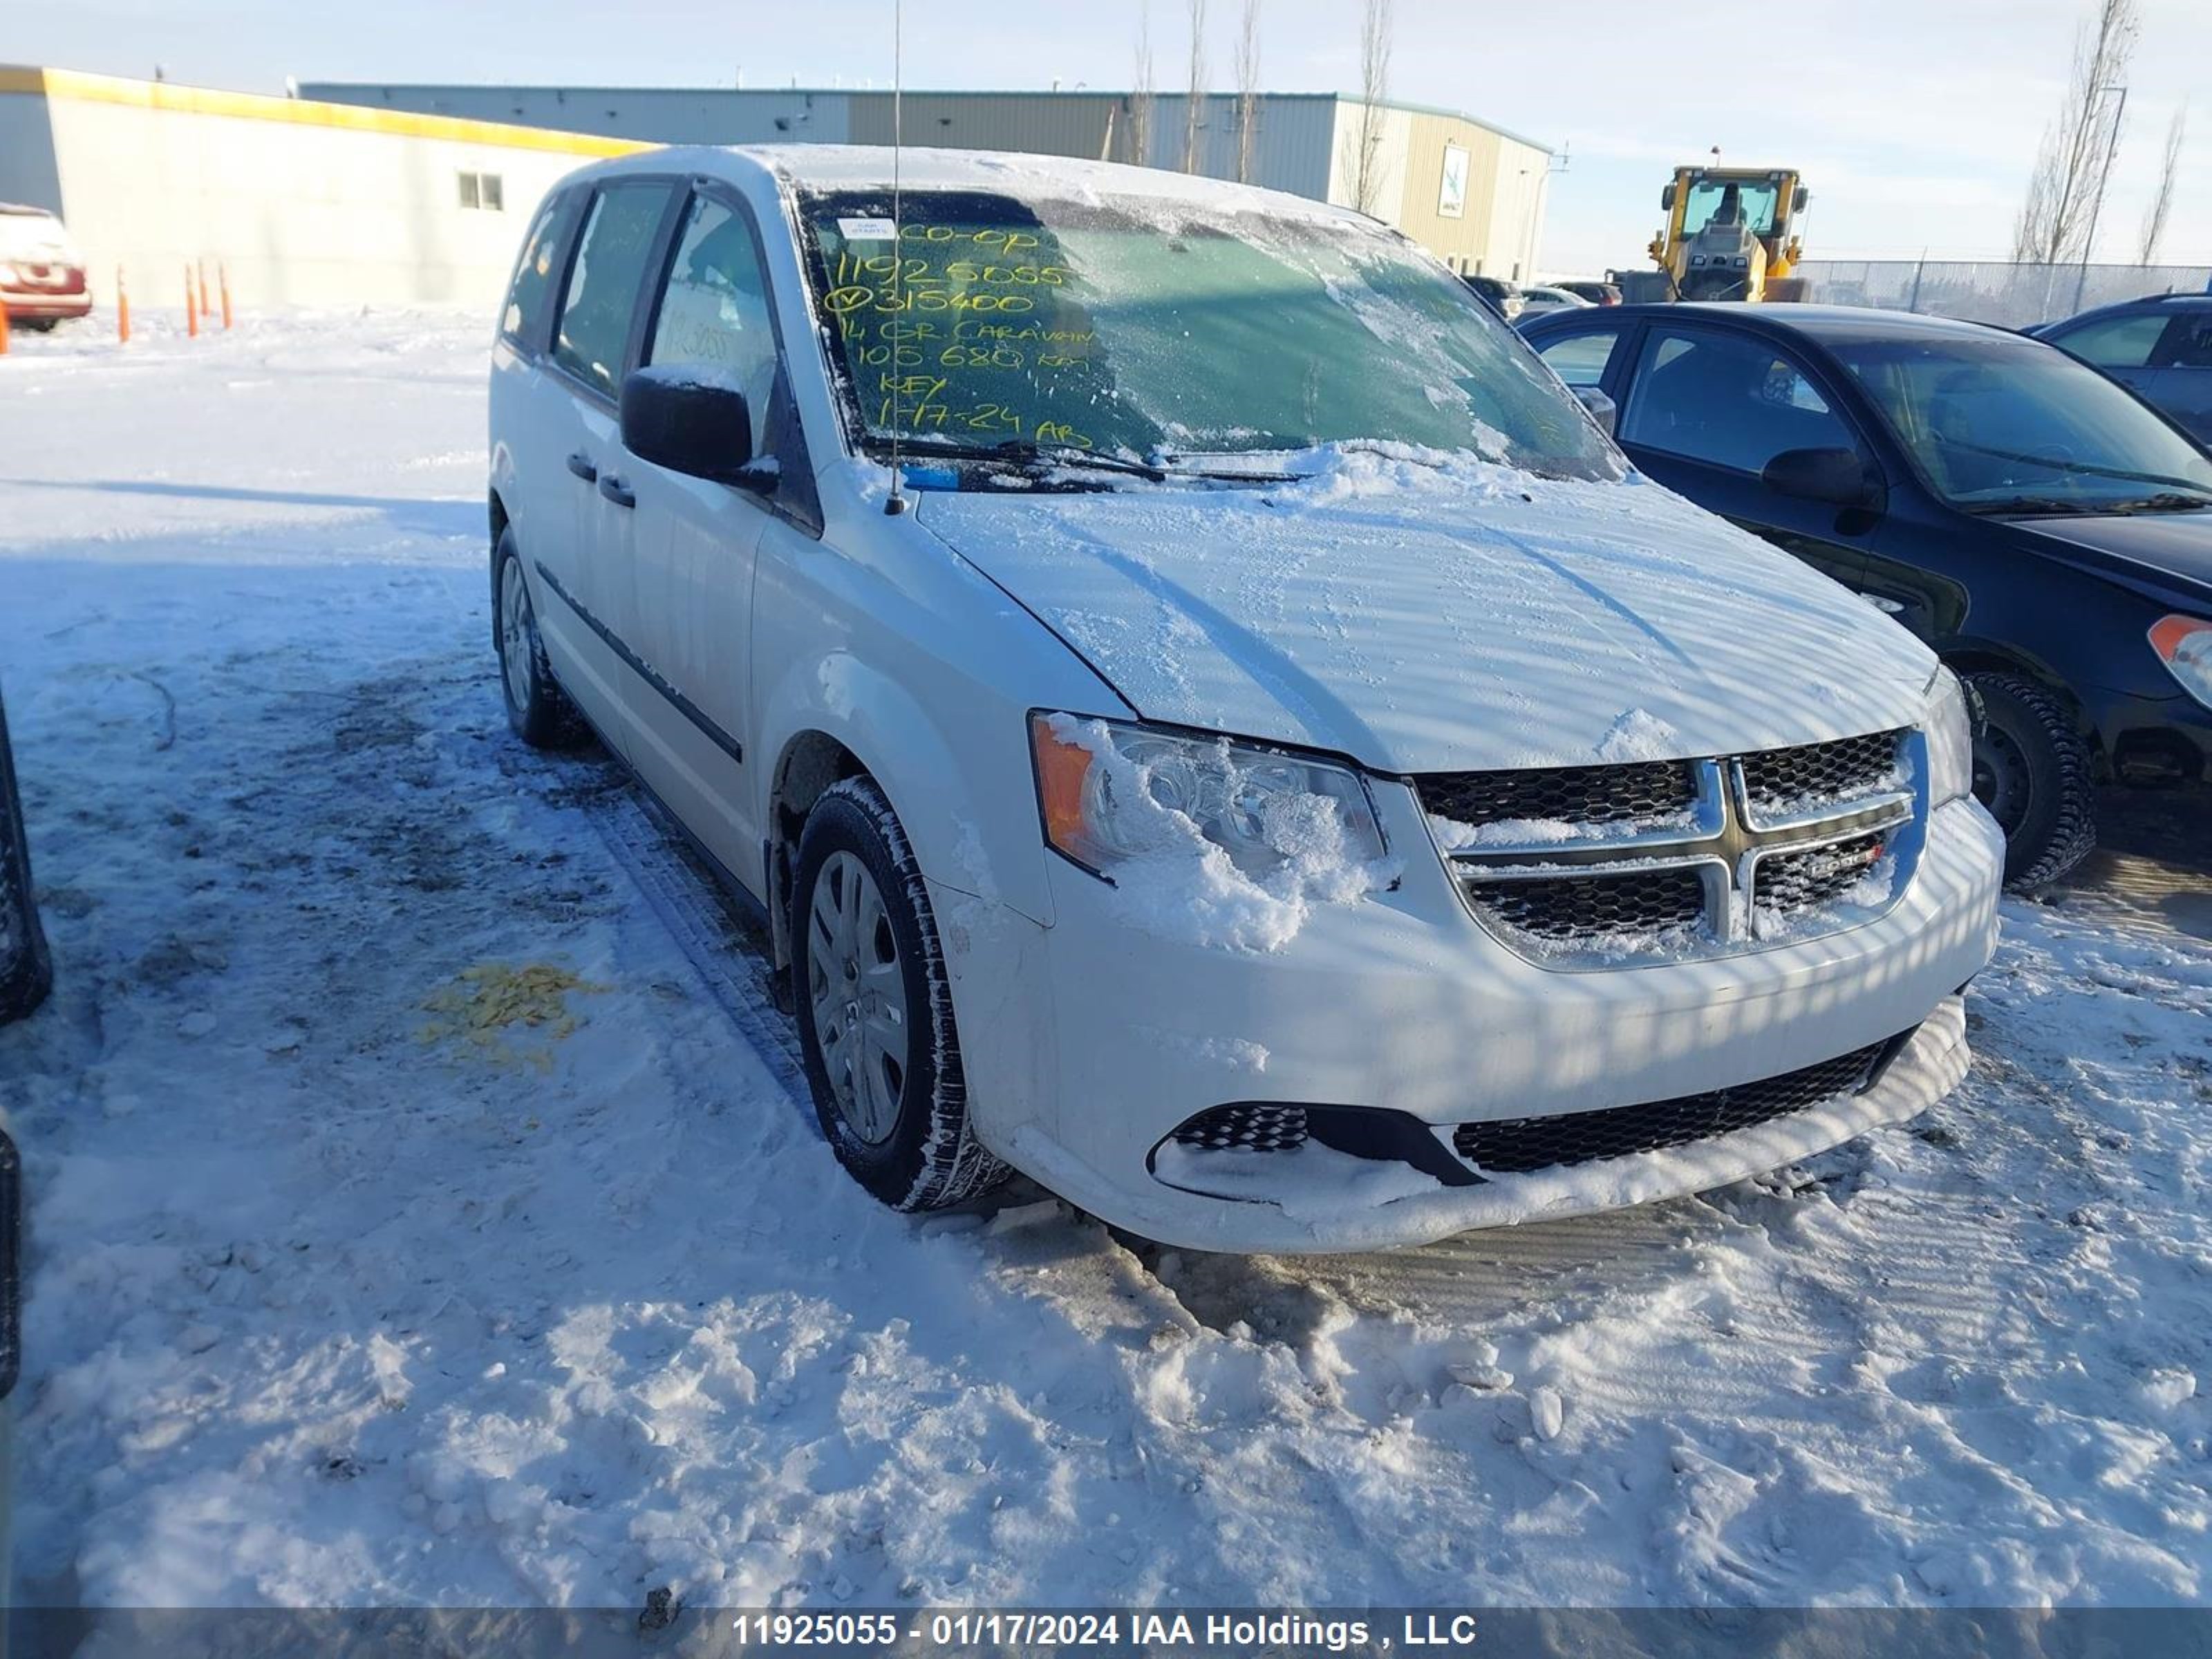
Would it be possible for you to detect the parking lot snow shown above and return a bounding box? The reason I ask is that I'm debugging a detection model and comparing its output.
[3,312,2211,1611]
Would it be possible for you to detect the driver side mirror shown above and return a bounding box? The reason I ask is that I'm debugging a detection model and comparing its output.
[1571,385,1617,438]
[1762,447,1881,510]
[619,366,775,492]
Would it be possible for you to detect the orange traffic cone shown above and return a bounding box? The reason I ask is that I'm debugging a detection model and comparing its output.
[0,299,10,357]
[117,266,131,344]
[185,264,199,337]
[196,259,209,321]
[219,263,232,330]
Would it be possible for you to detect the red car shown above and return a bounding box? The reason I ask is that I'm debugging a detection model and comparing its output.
[0,203,91,330]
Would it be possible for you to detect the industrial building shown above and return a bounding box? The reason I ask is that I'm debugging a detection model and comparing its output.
[301,84,1555,280]
[0,66,644,312]
[0,66,1551,323]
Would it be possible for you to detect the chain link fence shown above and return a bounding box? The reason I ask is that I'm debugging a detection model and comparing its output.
[1792,260,2212,330]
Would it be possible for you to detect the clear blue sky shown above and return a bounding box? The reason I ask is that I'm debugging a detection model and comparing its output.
[15,0,2210,275]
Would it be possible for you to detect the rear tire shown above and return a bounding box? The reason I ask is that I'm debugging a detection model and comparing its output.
[0,692,53,1027]
[792,777,1009,1212]
[494,528,588,750]
[1965,671,2096,890]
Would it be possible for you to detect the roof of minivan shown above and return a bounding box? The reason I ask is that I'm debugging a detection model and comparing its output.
[630,143,1371,229]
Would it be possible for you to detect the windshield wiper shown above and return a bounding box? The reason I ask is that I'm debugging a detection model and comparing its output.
[877,438,1168,483]
[1932,433,2212,495]
[2101,492,2212,514]
[1962,496,2103,517]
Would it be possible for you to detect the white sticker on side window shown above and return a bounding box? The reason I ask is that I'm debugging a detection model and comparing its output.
[837,216,899,241]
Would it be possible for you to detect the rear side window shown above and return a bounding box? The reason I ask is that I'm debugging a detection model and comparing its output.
[2050,311,2169,369]
[1537,330,1621,388]
[500,191,574,348]
[2162,315,2212,369]
[1622,328,1857,474]
[553,183,671,400]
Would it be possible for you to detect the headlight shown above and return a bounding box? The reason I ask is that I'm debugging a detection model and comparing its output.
[0,263,16,285]
[1030,713,1387,882]
[1923,666,1975,807]
[2151,615,2212,711]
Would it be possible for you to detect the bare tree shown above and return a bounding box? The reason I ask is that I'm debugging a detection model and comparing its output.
[1129,2,1155,167]
[1183,0,1208,174]
[1351,0,1394,216]
[2137,102,2187,264]
[1233,0,1262,183]
[2012,0,2139,263]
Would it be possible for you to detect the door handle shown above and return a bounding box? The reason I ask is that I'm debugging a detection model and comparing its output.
[598,475,635,509]
[565,451,597,483]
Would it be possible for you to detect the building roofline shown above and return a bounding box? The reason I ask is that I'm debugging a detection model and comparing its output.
[296,81,1555,154]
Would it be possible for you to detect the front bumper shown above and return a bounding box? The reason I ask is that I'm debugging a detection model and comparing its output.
[962,793,2002,1254]
[1011,995,1969,1253]
[2088,680,2212,787]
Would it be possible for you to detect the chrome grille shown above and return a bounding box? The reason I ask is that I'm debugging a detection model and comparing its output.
[1431,731,1919,967]
[1752,832,1890,918]
[1416,760,1698,832]
[1739,729,1904,819]
[1452,1040,1889,1173]
[1475,865,1707,944]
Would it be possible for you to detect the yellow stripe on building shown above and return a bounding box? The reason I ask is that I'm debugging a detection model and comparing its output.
[0,64,655,159]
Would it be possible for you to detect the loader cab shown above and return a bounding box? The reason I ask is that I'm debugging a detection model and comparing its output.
[1644,166,1811,304]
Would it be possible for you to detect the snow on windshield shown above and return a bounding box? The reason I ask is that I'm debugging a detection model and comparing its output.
[798,188,1620,482]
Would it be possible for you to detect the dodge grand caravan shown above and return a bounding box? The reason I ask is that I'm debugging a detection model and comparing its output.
[488,147,2003,1253]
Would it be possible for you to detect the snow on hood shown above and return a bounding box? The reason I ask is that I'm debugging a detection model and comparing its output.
[917,448,1937,774]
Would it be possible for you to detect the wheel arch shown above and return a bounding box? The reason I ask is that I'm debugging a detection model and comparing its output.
[756,655,1060,969]
[1936,641,2099,749]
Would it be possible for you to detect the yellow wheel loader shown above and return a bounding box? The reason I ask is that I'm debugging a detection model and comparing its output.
[1614,167,1810,304]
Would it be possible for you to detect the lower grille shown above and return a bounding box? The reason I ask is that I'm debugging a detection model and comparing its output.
[1170,1103,1309,1153]
[1479,865,1707,946]
[1451,1040,1889,1174]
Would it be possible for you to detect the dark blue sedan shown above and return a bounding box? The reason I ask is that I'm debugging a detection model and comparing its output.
[2032,292,2212,444]
[1521,303,2212,888]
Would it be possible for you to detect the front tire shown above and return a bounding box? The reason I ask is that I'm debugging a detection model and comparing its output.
[1965,671,2096,890]
[494,529,586,750]
[792,777,1009,1212]
[0,692,53,1026]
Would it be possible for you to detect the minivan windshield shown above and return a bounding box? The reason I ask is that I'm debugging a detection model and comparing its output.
[1831,333,2212,514]
[798,188,1622,483]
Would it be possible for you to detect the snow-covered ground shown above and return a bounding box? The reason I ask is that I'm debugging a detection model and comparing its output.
[3,312,2211,1612]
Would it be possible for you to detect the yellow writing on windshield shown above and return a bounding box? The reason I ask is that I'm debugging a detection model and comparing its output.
[825,218,1104,449]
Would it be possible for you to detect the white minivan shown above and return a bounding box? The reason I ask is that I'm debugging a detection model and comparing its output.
[488,147,2003,1253]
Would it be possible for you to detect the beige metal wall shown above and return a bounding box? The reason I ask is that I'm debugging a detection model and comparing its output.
[299,80,1553,274]
[0,67,644,314]
[1332,101,1550,279]
[844,91,1340,199]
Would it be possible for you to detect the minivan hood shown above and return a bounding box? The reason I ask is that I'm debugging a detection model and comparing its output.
[917,453,1936,774]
